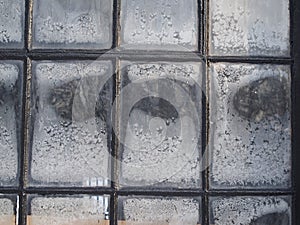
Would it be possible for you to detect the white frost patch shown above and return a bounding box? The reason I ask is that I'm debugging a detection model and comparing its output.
[210,63,291,188]
[209,0,290,56]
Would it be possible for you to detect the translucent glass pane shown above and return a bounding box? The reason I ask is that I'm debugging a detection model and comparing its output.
[0,0,24,48]
[209,0,290,56]
[28,195,110,225]
[0,196,17,225]
[120,0,198,51]
[0,61,22,186]
[28,61,113,187]
[210,63,291,188]
[32,0,113,49]
[119,61,204,188]
[118,196,201,225]
[210,196,292,225]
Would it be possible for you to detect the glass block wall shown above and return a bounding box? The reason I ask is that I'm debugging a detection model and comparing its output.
[0,0,298,224]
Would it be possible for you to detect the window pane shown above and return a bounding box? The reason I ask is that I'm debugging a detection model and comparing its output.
[0,196,17,225]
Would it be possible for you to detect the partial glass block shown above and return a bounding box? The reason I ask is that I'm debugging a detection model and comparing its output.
[0,0,24,48]
[118,196,201,225]
[120,0,198,51]
[0,195,17,225]
[209,0,290,56]
[210,63,291,188]
[28,61,113,186]
[0,61,22,186]
[119,61,204,188]
[32,0,113,49]
[28,195,110,225]
[210,196,291,225]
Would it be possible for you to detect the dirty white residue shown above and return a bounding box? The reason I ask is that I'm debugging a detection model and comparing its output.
[0,0,23,45]
[122,197,200,225]
[209,0,289,56]
[0,198,14,215]
[210,63,291,188]
[211,196,291,225]
[121,0,198,50]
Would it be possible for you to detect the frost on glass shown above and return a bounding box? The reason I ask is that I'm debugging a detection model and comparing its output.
[119,196,201,225]
[29,61,113,186]
[28,195,109,225]
[119,61,203,188]
[209,0,290,56]
[210,196,291,225]
[120,0,198,51]
[210,63,291,188]
[32,0,112,49]
[0,197,16,225]
[0,62,22,186]
[0,0,24,48]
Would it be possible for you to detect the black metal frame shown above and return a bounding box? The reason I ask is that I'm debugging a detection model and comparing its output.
[0,0,298,224]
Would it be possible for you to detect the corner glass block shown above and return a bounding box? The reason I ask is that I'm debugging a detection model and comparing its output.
[32,0,113,49]
[210,63,291,189]
[0,195,17,225]
[210,196,292,225]
[28,195,110,225]
[0,0,24,48]
[120,0,198,51]
[0,61,22,186]
[118,196,201,225]
[209,0,290,56]
[29,61,113,187]
[119,61,203,188]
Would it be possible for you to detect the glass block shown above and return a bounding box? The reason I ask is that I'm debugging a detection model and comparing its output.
[28,61,113,186]
[120,0,198,51]
[209,0,290,56]
[118,196,201,225]
[119,61,203,188]
[0,195,17,225]
[210,196,292,225]
[0,61,22,186]
[210,63,291,188]
[0,0,24,48]
[28,195,110,225]
[32,0,113,49]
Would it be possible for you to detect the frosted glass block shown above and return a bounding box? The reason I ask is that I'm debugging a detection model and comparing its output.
[209,0,290,56]
[32,0,113,49]
[0,196,17,225]
[0,61,22,186]
[0,0,24,48]
[29,61,113,186]
[120,0,198,51]
[119,61,203,188]
[210,63,291,188]
[210,196,291,225]
[118,196,201,225]
[28,195,110,225]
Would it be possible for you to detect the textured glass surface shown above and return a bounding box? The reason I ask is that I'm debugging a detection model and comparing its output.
[210,63,291,188]
[120,0,198,51]
[0,0,24,48]
[28,195,110,225]
[209,0,290,56]
[119,61,203,188]
[32,0,113,49]
[210,196,291,225]
[118,196,201,225]
[28,61,113,186]
[0,61,22,186]
[0,196,17,225]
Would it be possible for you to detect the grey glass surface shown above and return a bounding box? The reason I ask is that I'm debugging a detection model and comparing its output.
[210,63,291,188]
[120,0,198,51]
[0,196,17,225]
[32,0,113,49]
[209,0,290,56]
[0,0,24,48]
[28,60,113,187]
